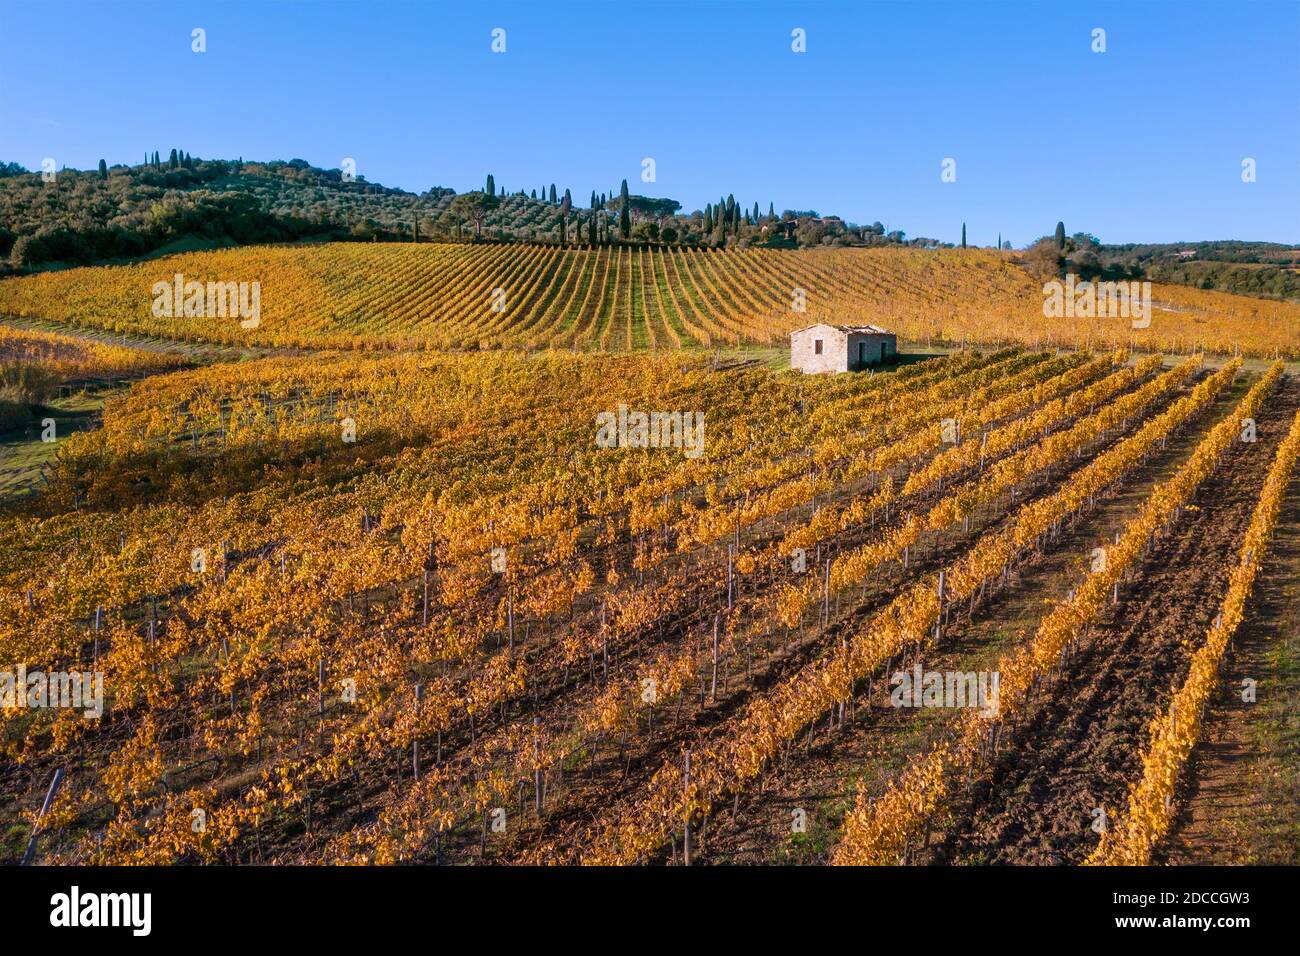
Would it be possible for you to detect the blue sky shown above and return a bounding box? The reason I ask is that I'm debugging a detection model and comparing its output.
[1,0,1296,246]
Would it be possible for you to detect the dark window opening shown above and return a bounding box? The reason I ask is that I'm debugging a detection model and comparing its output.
[814,339,823,355]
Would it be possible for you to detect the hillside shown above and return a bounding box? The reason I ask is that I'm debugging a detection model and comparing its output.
[0,157,464,269]
[2,242,1298,358]
[5,344,1299,869]
[7,156,1295,307]
[0,157,921,274]
[1097,241,1300,300]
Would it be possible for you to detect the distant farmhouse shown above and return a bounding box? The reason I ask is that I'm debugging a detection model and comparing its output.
[790,323,897,374]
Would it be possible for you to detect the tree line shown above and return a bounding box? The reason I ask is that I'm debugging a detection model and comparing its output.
[0,155,944,272]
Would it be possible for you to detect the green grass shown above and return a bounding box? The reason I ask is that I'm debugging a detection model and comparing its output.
[1239,500,1300,863]
[1252,628,1300,860]
[0,390,108,500]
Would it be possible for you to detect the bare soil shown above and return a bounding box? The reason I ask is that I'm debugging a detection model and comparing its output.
[1161,455,1300,864]
[934,374,1299,864]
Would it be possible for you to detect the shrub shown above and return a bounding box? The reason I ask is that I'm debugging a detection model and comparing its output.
[0,362,57,403]
[0,398,29,432]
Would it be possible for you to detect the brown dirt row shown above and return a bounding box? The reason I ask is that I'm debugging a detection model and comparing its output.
[1160,446,1300,864]
[932,373,1299,864]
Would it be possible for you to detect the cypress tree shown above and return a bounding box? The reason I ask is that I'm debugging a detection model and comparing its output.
[768,202,775,221]
[704,204,713,234]
[753,202,760,223]
[618,179,630,239]
[961,223,967,248]
[98,159,108,180]
[531,189,537,199]
[168,148,179,169]
[1054,221,1065,251]
[486,174,495,197]
[549,184,557,203]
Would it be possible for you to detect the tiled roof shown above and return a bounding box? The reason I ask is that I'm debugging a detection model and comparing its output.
[789,324,893,336]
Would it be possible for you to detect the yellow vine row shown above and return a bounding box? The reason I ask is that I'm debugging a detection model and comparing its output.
[832,359,1276,865]
[1088,390,1300,865]
[574,358,1234,864]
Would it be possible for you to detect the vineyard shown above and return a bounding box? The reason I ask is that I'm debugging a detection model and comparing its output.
[0,325,186,386]
[2,243,1299,357]
[3,342,1297,866]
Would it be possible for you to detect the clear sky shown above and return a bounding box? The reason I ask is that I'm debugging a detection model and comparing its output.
[2,0,1297,246]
